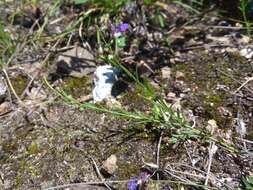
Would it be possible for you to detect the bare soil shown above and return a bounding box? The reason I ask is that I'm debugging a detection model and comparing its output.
[0,1,252,190]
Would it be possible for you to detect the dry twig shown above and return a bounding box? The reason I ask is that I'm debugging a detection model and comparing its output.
[90,157,113,190]
[156,132,163,189]
[234,77,253,94]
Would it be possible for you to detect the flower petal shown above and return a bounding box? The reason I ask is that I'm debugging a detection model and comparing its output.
[127,177,138,190]
[119,23,129,32]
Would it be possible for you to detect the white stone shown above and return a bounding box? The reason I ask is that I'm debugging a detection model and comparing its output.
[0,77,7,103]
[92,65,120,102]
[240,47,253,59]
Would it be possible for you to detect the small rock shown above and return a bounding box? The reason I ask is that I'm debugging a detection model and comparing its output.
[175,71,185,80]
[101,154,118,176]
[55,46,96,78]
[161,67,171,79]
[239,47,253,59]
[0,102,12,116]
[207,119,218,134]
[0,77,7,103]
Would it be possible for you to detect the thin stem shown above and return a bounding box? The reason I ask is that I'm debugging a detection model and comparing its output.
[2,68,23,105]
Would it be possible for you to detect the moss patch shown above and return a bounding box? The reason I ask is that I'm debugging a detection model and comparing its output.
[61,76,92,98]
[10,74,29,96]
[171,52,252,128]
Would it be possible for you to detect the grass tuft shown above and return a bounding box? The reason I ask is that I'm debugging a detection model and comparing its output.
[239,0,252,36]
[44,56,238,153]
[0,22,15,66]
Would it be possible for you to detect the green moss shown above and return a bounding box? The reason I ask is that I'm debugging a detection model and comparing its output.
[203,94,224,123]
[170,52,249,128]
[117,161,139,177]
[10,74,28,96]
[62,76,92,98]
[204,94,223,105]
[15,160,27,188]
[28,164,39,177]
[27,141,39,155]
[220,75,233,86]
[120,84,152,112]
[2,139,18,153]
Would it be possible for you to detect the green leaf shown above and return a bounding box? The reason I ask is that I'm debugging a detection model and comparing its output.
[158,14,165,28]
[144,0,153,5]
[74,0,90,5]
[116,36,126,48]
[242,176,253,190]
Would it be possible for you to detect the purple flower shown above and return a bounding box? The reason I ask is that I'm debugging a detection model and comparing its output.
[112,23,129,38]
[127,177,138,190]
[118,23,129,32]
[127,172,151,190]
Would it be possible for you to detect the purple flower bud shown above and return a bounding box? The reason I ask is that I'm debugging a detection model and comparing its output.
[127,172,150,190]
[111,23,129,38]
[118,23,129,32]
[127,177,138,190]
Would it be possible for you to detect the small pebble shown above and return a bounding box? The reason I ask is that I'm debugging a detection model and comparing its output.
[101,154,118,176]
[161,67,171,79]
[175,71,185,80]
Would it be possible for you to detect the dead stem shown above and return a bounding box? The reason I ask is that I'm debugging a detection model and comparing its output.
[156,131,163,189]
[91,157,113,190]
[2,68,23,105]
[234,77,253,94]
[204,142,216,186]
